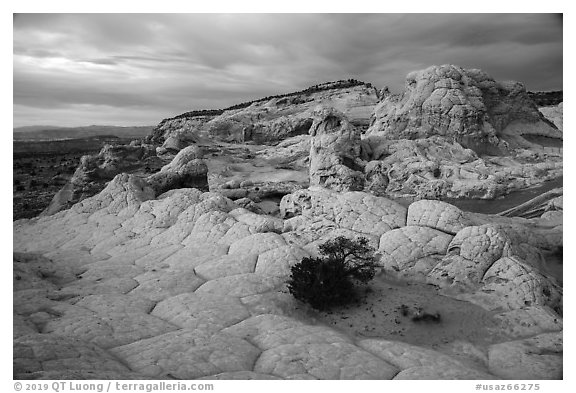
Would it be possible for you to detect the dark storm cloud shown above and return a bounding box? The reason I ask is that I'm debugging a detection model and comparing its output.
[13,13,562,127]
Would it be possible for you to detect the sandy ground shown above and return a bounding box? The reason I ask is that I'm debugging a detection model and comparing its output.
[312,275,512,350]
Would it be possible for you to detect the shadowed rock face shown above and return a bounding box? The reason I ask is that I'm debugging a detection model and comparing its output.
[308,107,366,192]
[366,64,560,154]
[147,145,209,195]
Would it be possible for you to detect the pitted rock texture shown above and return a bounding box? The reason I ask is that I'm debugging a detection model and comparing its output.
[363,136,562,200]
[308,106,366,191]
[361,65,562,200]
[366,64,560,152]
[13,175,562,380]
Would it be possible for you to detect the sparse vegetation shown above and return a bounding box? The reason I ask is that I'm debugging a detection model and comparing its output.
[287,236,378,311]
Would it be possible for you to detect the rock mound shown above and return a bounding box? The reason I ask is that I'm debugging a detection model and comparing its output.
[366,64,561,153]
[14,176,562,379]
[308,106,366,191]
[149,82,378,148]
[41,144,158,216]
[42,144,209,217]
[539,102,563,131]
[359,65,562,200]
[147,145,209,195]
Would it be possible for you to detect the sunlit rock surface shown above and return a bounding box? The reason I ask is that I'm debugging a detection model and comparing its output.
[14,170,562,379]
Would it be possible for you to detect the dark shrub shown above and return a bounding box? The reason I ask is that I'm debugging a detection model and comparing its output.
[287,236,378,311]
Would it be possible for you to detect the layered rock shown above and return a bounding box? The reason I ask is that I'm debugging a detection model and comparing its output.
[146,115,215,145]
[539,102,563,131]
[361,65,562,200]
[498,187,563,219]
[149,81,379,148]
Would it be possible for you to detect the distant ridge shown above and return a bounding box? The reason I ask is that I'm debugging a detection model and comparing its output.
[13,125,154,141]
[528,91,563,107]
[159,79,372,125]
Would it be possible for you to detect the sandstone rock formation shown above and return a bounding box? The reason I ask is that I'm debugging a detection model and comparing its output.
[149,81,378,149]
[539,102,563,131]
[308,107,366,191]
[146,145,209,195]
[360,65,562,200]
[146,115,214,145]
[366,64,560,151]
[42,144,158,216]
[13,67,563,380]
[498,187,563,219]
[14,176,562,379]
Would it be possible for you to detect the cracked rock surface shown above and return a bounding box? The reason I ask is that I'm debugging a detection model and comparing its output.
[14,169,562,380]
[362,65,562,200]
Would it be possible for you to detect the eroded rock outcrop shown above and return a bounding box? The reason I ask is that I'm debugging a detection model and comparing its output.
[41,144,210,217]
[539,102,563,131]
[366,64,560,151]
[360,65,562,200]
[308,107,366,191]
[14,179,563,379]
[149,81,378,147]
[42,144,158,217]
[146,145,209,195]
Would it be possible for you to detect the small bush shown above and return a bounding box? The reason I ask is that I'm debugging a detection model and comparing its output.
[287,236,378,311]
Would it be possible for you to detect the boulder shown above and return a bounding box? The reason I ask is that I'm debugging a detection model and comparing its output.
[146,145,209,195]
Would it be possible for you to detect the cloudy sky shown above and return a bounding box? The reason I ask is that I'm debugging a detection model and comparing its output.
[13,13,563,128]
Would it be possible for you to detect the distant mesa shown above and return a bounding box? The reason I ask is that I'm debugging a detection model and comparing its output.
[146,79,378,147]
